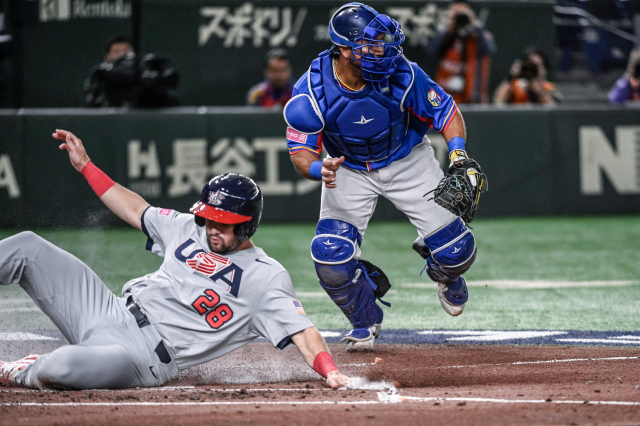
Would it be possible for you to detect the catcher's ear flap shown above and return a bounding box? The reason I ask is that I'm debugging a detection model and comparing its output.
[194,215,206,227]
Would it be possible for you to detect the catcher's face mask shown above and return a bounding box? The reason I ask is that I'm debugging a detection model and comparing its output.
[351,14,405,94]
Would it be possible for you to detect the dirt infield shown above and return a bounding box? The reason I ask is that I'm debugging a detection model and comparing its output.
[2,344,640,426]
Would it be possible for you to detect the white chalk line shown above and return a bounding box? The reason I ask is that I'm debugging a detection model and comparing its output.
[0,299,32,306]
[0,401,381,407]
[397,356,640,371]
[557,338,640,345]
[0,387,335,394]
[0,332,59,341]
[3,396,640,408]
[403,280,640,289]
[297,290,399,298]
[0,307,41,313]
[379,394,640,406]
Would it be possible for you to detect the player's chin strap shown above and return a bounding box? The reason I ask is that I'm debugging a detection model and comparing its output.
[355,262,391,307]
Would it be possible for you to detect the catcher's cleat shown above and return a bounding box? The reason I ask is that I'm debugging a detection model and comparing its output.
[0,354,39,386]
[438,276,468,316]
[341,323,381,352]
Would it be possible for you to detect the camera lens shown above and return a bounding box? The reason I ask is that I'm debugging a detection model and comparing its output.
[454,13,470,30]
[519,61,539,80]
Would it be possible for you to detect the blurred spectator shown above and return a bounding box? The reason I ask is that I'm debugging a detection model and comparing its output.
[85,35,137,107]
[493,47,560,105]
[246,48,293,107]
[104,35,134,62]
[426,0,495,104]
[85,35,179,108]
[609,49,640,104]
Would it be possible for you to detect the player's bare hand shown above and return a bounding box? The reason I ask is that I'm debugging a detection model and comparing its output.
[326,370,350,389]
[321,156,345,188]
[53,129,90,173]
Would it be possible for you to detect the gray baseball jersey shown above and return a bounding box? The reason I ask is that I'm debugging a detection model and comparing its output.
[123,207,313,370]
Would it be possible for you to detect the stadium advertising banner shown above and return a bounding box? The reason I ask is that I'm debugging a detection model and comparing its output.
[0,111,22,226]
[1,106,640,228]
[10,0,554,107]
[142,0,554,106]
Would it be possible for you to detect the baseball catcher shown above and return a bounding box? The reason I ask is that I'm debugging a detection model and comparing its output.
[284,2,488,351]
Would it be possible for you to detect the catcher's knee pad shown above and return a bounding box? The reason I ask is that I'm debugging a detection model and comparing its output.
[423,218,477,284]
[310,219,382,329]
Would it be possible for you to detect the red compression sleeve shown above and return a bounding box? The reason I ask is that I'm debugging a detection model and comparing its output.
[313,352,338,378]
[81,161,115,197]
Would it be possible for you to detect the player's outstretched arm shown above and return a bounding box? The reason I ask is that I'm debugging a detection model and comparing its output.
[53,129,150,230]
[291,326,350,389]
[290,150,345,189]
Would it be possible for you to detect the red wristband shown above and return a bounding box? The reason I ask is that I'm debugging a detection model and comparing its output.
[313,352,338,379]
[81,161,115,197]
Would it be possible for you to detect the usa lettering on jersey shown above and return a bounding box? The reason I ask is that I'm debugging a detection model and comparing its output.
[175,239,244,297]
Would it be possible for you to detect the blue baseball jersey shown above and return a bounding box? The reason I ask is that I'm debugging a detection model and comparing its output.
[285,53,457,171]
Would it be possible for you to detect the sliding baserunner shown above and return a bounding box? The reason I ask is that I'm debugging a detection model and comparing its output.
[0,129,349,390]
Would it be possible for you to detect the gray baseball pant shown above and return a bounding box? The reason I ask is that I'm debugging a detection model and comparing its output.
[0,231,177,390]
[320,142,458,251]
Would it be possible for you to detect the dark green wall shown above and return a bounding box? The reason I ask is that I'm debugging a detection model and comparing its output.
[8,0,554,107]
[2,105,640,228]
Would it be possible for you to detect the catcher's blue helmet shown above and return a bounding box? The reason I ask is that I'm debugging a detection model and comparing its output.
[329,2,405,94]
[190,173,263,242]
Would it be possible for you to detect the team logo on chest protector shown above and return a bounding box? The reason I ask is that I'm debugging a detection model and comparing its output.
[335,100,389,138]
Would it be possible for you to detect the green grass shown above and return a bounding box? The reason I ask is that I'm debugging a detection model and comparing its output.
[1,215,639,331]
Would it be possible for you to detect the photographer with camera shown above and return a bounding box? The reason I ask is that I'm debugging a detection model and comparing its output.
[609,49,640,104]
[85,35,179,108]
[426,0,495,104]
[493,47,559,105]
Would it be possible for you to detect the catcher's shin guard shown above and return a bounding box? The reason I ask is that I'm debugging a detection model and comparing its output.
[311,219,384,329]
[415,218,477,284]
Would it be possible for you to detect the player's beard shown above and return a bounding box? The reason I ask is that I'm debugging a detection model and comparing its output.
[348,57,363,77]
[207,234,242,255]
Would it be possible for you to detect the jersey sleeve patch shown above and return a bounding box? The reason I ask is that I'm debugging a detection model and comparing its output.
[292,299,306,315]
[159,208,173,216]
[428,89,442,107]
[288,132,322,156]
[286,128,308,143]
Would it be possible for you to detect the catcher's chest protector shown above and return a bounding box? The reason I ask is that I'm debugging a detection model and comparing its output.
[308,52,414,163]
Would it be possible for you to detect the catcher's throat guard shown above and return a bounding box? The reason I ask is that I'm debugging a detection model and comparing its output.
[427,158,488,224]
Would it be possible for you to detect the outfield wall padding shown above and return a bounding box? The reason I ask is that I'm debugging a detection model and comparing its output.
[0,105,639,228]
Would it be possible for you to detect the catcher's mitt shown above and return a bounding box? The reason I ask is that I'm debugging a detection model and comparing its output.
[427,158,488,224]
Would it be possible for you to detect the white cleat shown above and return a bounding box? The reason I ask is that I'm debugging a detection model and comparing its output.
[438,283,465,316]
[342,324,381,353]
[0,354,39,386]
